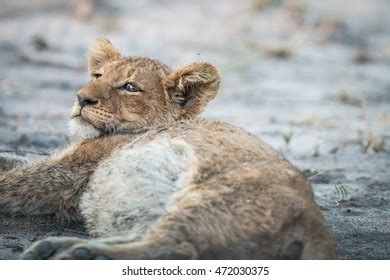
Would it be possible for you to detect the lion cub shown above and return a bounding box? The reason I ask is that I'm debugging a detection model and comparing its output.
[0,38,336,259]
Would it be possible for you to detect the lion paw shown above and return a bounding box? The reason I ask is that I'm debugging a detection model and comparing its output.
[21,237,106,260]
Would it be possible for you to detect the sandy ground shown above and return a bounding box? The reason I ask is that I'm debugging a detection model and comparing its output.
[0,0,389,259]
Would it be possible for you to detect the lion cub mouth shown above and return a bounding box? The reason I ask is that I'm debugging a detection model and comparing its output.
[79,108,121,134]
[68,106,121,140]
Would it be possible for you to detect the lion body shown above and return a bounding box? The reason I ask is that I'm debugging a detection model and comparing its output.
[0,39,336,259]
[81,120,286,238]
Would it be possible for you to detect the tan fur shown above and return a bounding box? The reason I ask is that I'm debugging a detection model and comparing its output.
[0,39,336,260]
[88,38,121,75]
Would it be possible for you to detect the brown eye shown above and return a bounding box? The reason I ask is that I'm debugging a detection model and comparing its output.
[120,82,139,92]
[91,73,102,80]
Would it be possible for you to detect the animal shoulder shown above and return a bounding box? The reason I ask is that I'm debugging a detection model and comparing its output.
[64,119,278,166]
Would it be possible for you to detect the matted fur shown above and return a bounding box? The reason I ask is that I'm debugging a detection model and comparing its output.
[0,38,336,260]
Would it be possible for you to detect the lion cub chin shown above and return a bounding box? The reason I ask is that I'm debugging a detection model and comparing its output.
[0,38,336,260]
[69,117,101,140]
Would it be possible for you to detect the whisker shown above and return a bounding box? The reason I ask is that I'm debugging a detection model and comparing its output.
[111,117,121,133]
[100,115,122,136]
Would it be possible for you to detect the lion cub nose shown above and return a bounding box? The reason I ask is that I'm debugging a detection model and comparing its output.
[77,95,99,108]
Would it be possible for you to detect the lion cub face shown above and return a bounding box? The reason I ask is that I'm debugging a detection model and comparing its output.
[69,38,220,139]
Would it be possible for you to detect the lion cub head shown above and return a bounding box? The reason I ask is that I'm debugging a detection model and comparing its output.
[69,38,220,139]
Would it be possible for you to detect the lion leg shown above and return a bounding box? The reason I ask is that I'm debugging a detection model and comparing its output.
[299,206,337,259]
[0,159,92,221]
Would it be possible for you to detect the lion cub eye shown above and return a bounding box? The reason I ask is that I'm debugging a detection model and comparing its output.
[91,73,102,80]
[120,82,140,92]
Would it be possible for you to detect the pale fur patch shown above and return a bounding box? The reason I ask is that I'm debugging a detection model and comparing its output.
[69,118,100,140]
[80,136,197,238]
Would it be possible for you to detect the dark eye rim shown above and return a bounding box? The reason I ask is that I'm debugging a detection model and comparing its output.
[91,73,102,79]
[120,82,141,92]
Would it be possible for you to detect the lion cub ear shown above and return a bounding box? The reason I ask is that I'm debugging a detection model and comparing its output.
[165,62,220,118]
[88,38,121,75]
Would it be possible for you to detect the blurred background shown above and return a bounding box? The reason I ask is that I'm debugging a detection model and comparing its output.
[0,0,389,259]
